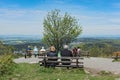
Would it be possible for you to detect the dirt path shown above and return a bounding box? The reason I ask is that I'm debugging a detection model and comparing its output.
[83,57,120,75]
[14,56,120,74]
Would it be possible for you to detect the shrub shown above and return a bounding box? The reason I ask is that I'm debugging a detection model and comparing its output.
[98,70,112,75]
[0,54,16,75]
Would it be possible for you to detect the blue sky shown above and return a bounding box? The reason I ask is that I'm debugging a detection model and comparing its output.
[0,0,120,37]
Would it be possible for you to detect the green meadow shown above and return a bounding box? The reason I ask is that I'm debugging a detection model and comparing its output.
[0,63,119,80]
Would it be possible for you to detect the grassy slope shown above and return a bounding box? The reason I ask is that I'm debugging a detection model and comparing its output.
[0,63,119,80]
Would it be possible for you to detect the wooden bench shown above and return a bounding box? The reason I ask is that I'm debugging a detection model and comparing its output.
[39,56,84,68]
[24,51,33,58]
[24,50,46,58]
[112,52,120,60]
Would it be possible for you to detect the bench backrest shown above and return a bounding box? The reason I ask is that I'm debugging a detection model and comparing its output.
[39,56,84,68]
[113,52,120,56]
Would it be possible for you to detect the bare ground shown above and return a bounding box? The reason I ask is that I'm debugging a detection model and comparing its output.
[14,56,120,75]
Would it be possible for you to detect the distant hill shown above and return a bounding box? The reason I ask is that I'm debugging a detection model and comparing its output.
[0,35,120,45]
[0,35,42,40]
[80,35,120,39]
[0,35,42,45]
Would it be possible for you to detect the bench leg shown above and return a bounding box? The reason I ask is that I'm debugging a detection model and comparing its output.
[25,54,27,59]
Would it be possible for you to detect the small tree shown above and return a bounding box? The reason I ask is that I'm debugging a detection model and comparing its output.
[43,9,82,52]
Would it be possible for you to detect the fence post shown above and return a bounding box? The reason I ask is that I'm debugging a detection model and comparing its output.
[76,58,79,68]
[115,53,118,60]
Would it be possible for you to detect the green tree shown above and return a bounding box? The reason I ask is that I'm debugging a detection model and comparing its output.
[43,9,82,52]
[0,41,14,55]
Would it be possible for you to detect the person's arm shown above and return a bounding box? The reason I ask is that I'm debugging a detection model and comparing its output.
[46,52,49,56]
[70,51,73,57]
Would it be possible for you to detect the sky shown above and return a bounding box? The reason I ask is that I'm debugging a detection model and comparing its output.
[0,0,120,37]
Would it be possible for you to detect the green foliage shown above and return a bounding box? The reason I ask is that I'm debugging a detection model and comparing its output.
[72,38,120,57]
[0,41,14,55]
[79,43,114,57]
[39,67,55,73]
[13,42,44,51]
[89,76,117,80]
[43,9,82,51]
[98,71,112,75]
[12,53,24,58]
[0,54,16,75]
[0,63,119,80]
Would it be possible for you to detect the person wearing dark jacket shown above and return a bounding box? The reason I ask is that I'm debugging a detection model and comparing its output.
[46,46,57,67]
[61,45,73,66]
[26,46,32,58]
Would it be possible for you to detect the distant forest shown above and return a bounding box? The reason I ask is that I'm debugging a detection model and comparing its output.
[1,38,120,57]
[73,38,120,57]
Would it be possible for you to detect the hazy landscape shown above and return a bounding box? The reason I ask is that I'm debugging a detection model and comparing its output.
[1,35,120,44]
[1,35,120,57]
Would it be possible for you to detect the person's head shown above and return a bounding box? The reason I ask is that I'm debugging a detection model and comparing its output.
[40,46,46,52]
[74,47,77,49]
[42,46,44,49]
[28,45,30,48]
[63,45,69,49]
[50,46,56,52]
[34,46,37,48]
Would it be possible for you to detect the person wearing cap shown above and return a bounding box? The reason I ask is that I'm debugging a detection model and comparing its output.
[61,45,73,69]
[26,45,32,58]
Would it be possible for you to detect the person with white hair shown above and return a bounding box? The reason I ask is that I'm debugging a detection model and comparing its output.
[40,46,46,56]
[61,45,73,69]
[64,45,69,49]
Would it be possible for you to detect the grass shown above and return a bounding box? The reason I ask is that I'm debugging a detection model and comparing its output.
[0,63,119,80]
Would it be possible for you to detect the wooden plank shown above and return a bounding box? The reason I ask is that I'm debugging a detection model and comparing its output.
[46,61,72,63]
[112,56,120,57]
[56,65,83,68]
[39,62,83,67]
[45,61,83,64]
[39,61,83,64]
[112,56,120,58]
[38,56,84,59]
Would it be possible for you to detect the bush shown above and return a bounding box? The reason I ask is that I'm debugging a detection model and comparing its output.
[0,54,16,75]
[98,70,112,75]
[12,53,24,58]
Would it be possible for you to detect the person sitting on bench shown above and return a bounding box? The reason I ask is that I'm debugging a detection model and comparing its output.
[46,46,58,68]
[61,45,73,69]
[26,46,32,58]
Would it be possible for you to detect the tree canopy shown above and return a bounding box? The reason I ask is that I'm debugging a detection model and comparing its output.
[0,41,14,55]
[43,9,82,52]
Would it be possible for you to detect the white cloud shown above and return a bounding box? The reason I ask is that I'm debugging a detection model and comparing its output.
[82,25,120,36]
[71,9,120,36]
[0,8,47,35]
[0,9,47,18]
[0,6,120,36]
[0,22,44,35]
